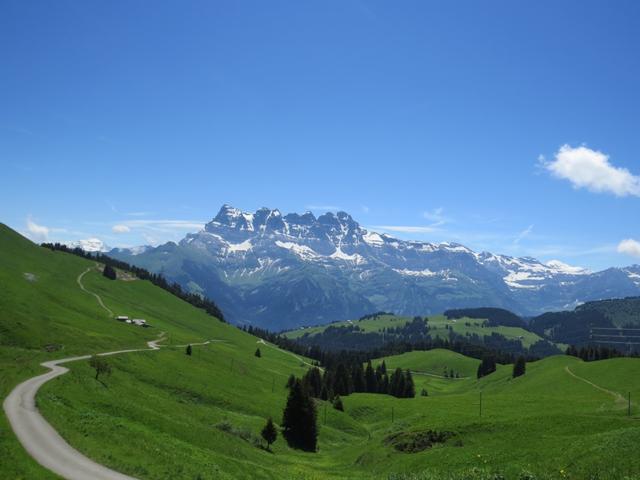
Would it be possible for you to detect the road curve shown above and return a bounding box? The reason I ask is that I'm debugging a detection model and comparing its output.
[2,335,196,480]
[77,266,114,317]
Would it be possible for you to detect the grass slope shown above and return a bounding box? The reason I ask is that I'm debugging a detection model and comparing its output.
[284,314,545,349]
[3,224,640,479]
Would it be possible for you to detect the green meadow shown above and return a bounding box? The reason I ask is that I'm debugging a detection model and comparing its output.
[2,224,640,479]
[283,314,546,349]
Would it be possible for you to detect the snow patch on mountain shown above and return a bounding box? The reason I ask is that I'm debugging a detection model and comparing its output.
[275,241,319,260]
[545,260,590,275]
[393,268,437,277]
[227,239,253,253]
[66,238,109,252]
[363,231,384,246]
[329,247,366,264]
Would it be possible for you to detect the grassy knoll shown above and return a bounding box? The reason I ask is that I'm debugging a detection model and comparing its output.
[373,349,481,378]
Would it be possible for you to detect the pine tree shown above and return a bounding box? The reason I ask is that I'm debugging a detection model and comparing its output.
[513,356,526,378]
[365,360,377,393]
[389,368,406,397]
[403,370,415,398]
[261,417,278,450]
[303,368,323,398]
[333,395,344,411]
[255,347,262,358]
[351,363,366,393]
[185,344,192,356]
[333,364,353,396]
[320,384,329,401]
[102,264,117,280]
[282,379,318,451]
[477,355,497,379]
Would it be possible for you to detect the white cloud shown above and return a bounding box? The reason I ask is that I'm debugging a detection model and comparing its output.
[617,239,640,258]
[422,207,449,226]
[112,224,130,233]
[26,217,49,242]
[514,224,534,244]
[306,205,342,212]
[375,225,441,234]
[119,219,205,232]
[542,144,640,196]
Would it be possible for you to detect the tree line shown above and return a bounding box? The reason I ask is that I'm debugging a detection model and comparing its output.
[41,242,225,322]
[565,344,637,362]
[297,360,415,401]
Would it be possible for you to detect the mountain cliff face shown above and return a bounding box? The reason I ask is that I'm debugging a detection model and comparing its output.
[109,205,640,330]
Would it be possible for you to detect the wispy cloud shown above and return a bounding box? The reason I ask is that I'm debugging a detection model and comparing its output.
[374,225,442,234]
[422,207,449,226]
[112,224,131,233]
[541,144,640,197]
[125,211,153,217]
[118,219,205,232]
[306,205,342,212]
[618,239,640,258]
[25,217,49,242]
[513,224,534,244]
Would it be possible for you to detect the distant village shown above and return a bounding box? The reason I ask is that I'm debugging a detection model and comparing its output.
[116,315,150,328]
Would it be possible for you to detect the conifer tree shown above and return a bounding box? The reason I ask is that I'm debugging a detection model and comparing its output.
[102,264,117,280]
[333,364,353,396]
[333,395,344,411]
[513,356,526,378]
[303,367,323,398]
[403,369,415,398]
[365,360,377,393]
[282,379,318,451]
[477,355,497,379]
[255,347,261,358]
[320,384,329,401]
[261,417,278,450]
[185,344,192,356]
[352,363,365,393]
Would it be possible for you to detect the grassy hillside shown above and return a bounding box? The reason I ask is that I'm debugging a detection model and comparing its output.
[3,224,640,479]
[284,313,546,350]
[0,225,308,478]
[374,349,481,378]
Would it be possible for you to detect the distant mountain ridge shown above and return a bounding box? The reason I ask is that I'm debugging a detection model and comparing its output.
[108,204,640,330]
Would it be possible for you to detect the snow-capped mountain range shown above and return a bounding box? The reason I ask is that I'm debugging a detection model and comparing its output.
[109,205,640,330]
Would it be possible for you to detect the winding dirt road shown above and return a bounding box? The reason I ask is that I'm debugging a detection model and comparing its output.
[4,267,220,479]
[77,266,114,317]
[3,337,166,480]
[564,365,627,408]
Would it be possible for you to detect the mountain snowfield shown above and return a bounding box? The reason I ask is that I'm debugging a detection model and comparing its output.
[109,205,640,330]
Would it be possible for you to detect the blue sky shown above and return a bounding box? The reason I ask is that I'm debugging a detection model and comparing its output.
[1,0,640,270]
